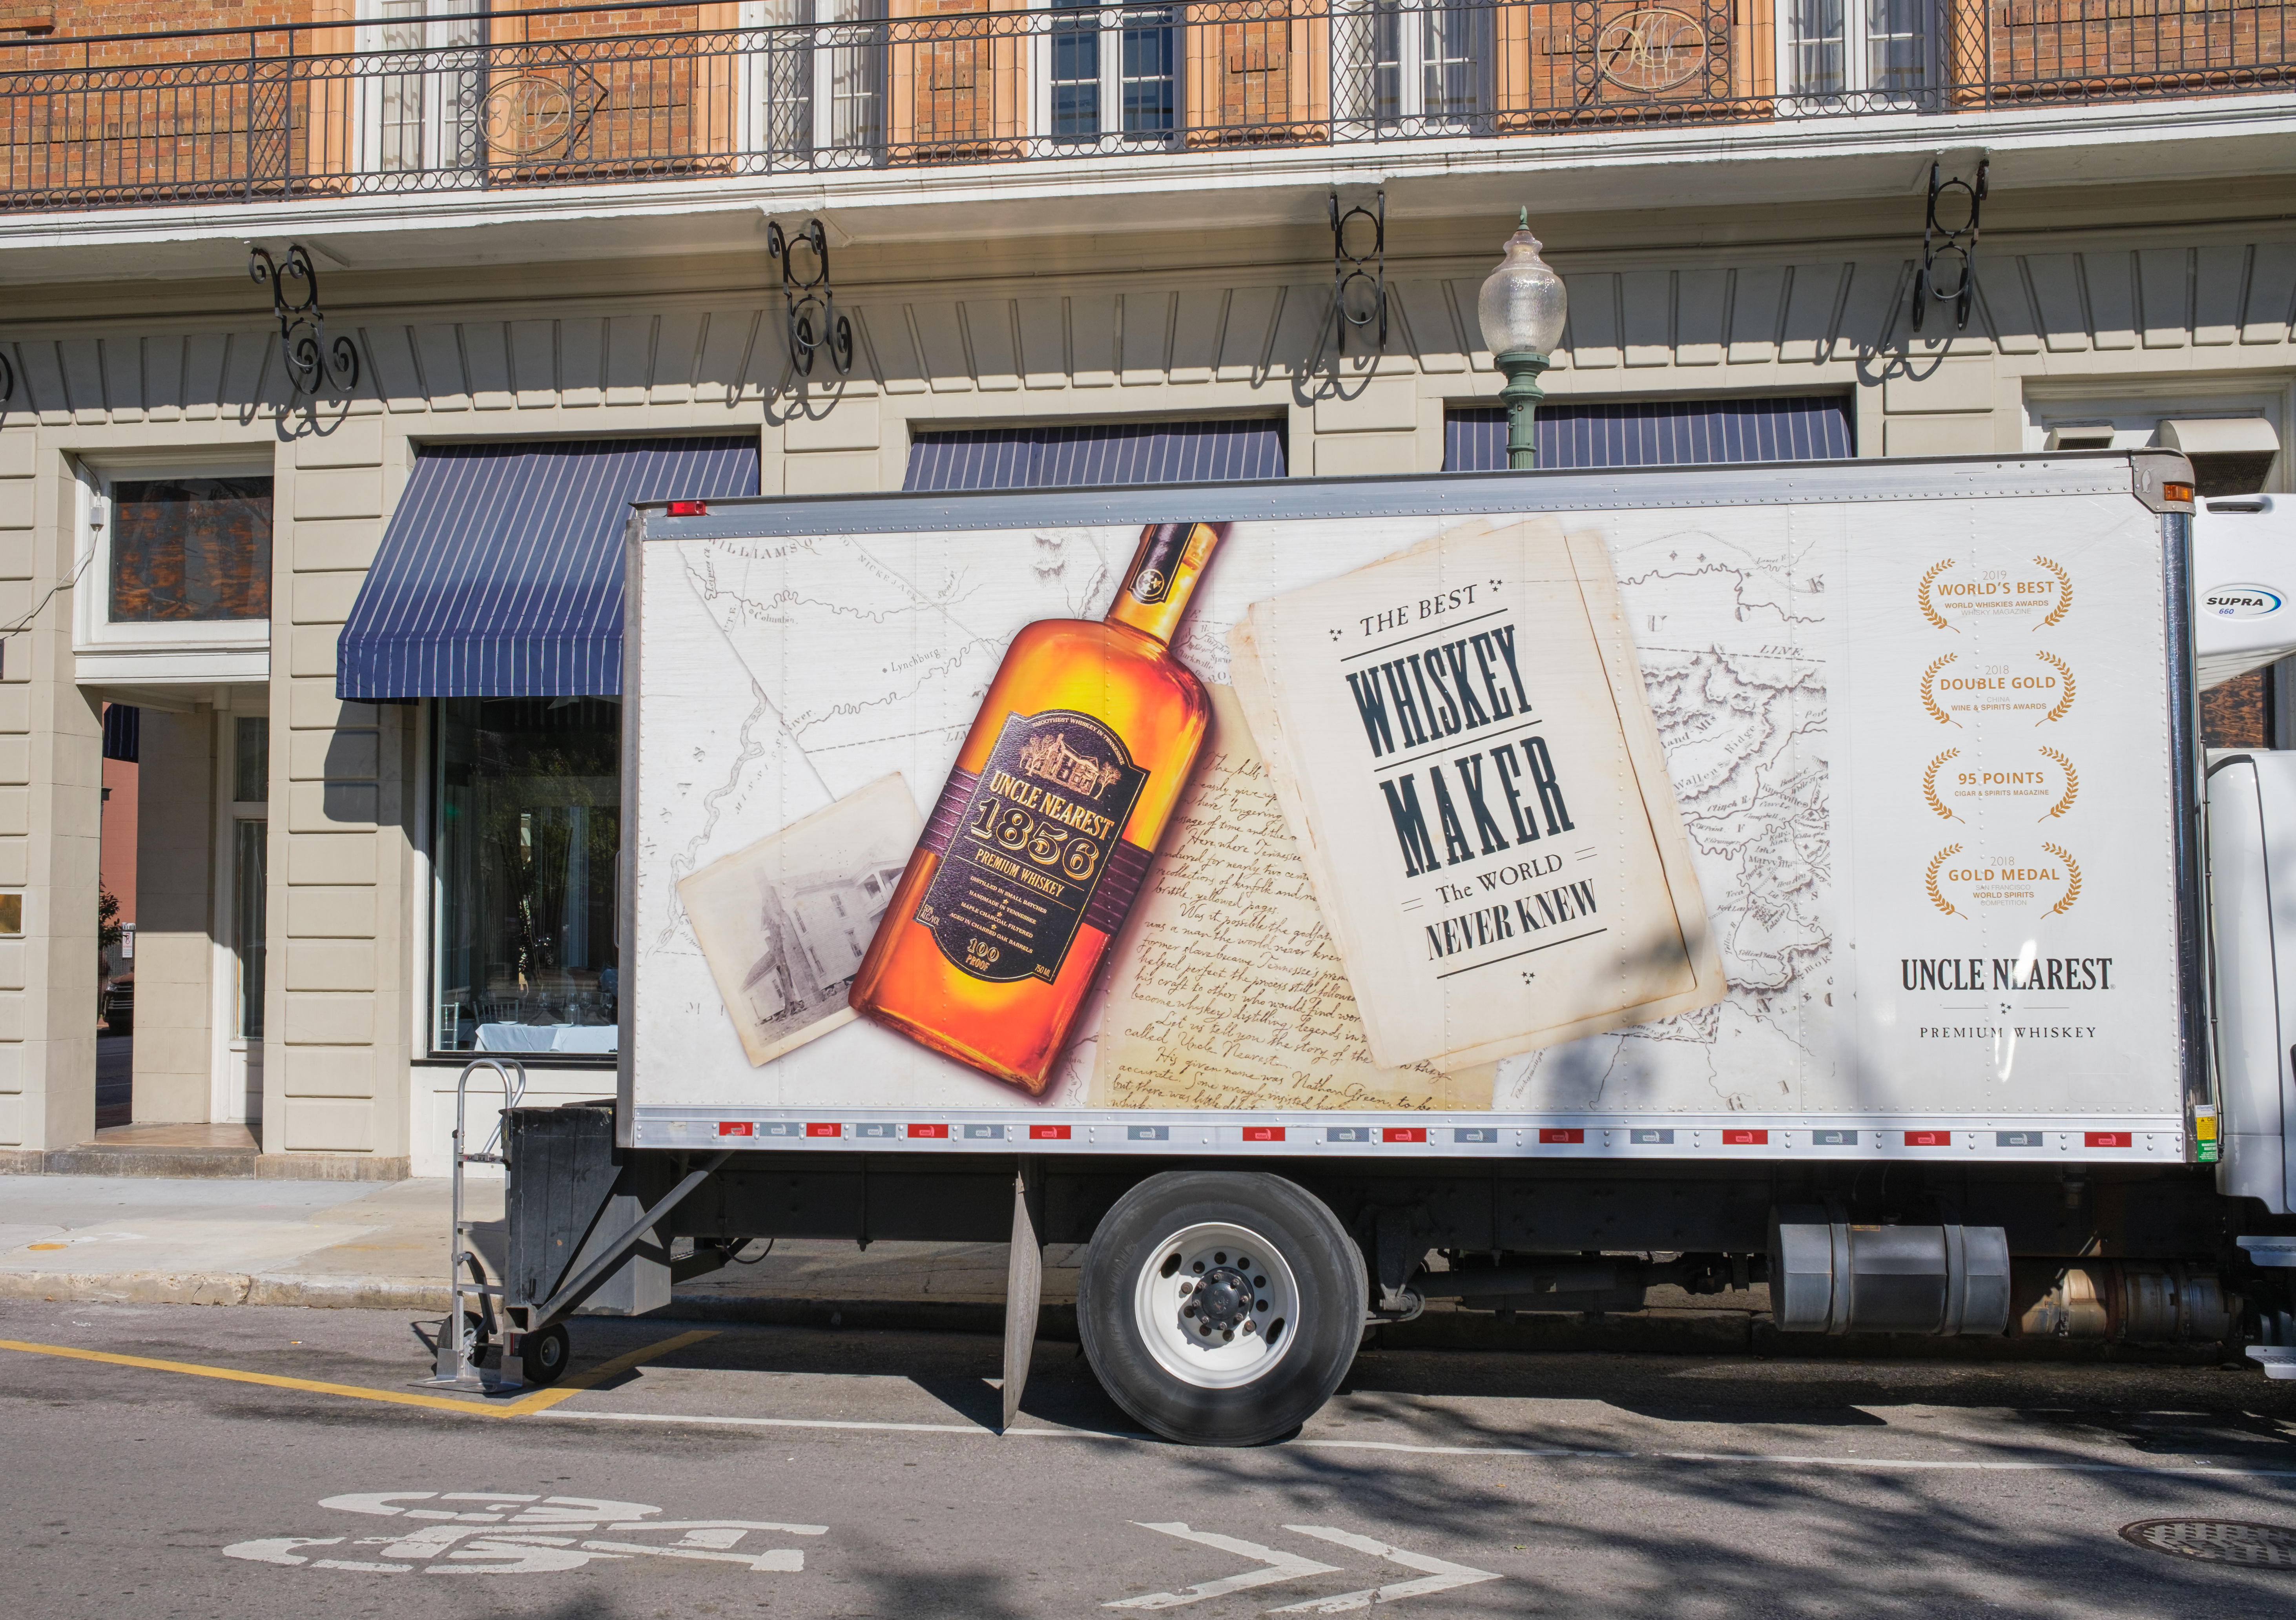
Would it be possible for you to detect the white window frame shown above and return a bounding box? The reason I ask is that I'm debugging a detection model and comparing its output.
[1775,0,1937,111]
[352,0,483,181]
[1028,0,1181,150]
[73,453,274,689]
[739,0,889,163]
[1331,0,1489,132]
[737,0,816,158]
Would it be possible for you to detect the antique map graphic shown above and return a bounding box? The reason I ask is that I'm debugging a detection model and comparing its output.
[1501,524,1831,1114]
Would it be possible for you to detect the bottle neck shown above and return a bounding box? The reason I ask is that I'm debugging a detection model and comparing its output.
[1103,523,1227,647]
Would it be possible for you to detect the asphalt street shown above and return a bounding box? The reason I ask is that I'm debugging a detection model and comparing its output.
[3,1296,2294,1618]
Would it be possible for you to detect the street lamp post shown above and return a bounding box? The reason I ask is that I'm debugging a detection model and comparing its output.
[1476,210,1568,470]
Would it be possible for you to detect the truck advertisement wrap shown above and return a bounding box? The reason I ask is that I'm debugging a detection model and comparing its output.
[622,465,2191,1158]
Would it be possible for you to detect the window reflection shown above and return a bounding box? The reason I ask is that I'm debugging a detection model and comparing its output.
[433,697,620,1055]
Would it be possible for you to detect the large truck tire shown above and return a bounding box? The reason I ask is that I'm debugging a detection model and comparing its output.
[1078,1170,1365,1447]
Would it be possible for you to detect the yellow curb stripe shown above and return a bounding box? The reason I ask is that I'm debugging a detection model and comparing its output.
[0,1329,715,1418]
[504,1330,718,1414]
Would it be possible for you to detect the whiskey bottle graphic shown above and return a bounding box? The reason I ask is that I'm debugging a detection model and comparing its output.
[850,522,1227,1093]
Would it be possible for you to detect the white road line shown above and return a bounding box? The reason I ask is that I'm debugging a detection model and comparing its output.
[1102,1523,1342,1609]
[537,1409,1125,1438]
[1268,1526,1501,1612]
[534,1408,2296,1482]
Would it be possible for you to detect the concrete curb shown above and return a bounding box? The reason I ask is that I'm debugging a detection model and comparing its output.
[0,1149,411,1181]
[0,1270,453,1310]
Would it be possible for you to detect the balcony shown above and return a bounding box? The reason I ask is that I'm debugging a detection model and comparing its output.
[0,0,2287,213]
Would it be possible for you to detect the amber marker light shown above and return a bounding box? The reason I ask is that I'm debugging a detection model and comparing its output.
[2162,482,2196,504]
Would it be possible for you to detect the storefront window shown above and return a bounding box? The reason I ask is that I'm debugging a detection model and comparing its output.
[432,698,620,1056]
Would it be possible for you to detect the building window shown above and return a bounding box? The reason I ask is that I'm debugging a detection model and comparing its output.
[1782,0,1931,101]
[1039,0,1176,142]
[76,460,275,686]
[432,698,621,1057]
[235,716,269,804]
[108,476,272,623]
[235,819,267,1042]
[357,0,482,177]
[1333,0,1492,129]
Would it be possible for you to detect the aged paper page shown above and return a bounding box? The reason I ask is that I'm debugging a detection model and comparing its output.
[1091,684,1494,1112]
[1236,518,1724,1071]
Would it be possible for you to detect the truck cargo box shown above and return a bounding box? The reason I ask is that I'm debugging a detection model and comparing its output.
[618,453,2207,1166]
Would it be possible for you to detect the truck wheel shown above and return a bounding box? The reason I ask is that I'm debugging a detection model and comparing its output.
[1079,1170,1364,1447]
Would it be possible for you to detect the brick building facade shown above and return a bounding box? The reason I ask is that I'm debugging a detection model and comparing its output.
[0,0,2285,1169]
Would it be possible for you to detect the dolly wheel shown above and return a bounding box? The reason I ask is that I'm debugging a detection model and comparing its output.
[522,1324,571,1386]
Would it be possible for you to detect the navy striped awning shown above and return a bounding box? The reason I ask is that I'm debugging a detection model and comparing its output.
[337,436,759,700]
[1443,396,1854,472]
[905,419,1287,490]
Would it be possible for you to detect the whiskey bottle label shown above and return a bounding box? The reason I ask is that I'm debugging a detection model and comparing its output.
[914,710,1150,984]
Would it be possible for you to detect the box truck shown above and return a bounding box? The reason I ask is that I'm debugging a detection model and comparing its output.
[457,452,2296,1447]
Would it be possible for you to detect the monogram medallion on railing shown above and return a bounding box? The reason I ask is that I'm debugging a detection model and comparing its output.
[1594,6,1706,91]
[481,55,606,164]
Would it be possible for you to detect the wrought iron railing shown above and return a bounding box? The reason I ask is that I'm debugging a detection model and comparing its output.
[0,0,2285,211]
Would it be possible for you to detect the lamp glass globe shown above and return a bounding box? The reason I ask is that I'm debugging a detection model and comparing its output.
[1477,221,1568,357]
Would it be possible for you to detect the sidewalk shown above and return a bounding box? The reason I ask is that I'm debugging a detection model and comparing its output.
[0,1173,1085,1320]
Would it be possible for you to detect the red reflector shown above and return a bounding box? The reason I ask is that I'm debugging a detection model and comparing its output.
[1029,1124,1071,1140]
[1722,1128,1768,1145]
[1539,1128,1585,1144]
[1904,1130,1951,1147]
[805,1122,840,1138]
[666,499,709,517]
[907,1123,948,1139]
[717,1121,753,1137]
[1383,1127,1427,1143]
[2084,1130,2130,1148]
[1243,1126,1285,1142]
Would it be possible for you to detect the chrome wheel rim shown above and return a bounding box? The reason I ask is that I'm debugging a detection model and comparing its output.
[1132,1221,1300,1390]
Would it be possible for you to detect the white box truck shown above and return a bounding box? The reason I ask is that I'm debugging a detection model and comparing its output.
[469,453,2296,1445]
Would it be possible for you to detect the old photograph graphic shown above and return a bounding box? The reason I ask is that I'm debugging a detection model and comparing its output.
[678,774,920,1066]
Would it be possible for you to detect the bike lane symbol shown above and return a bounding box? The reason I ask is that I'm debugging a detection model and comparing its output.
[222,1491,827,1576]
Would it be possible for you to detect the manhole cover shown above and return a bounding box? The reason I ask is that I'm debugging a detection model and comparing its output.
[2119,1520,2296,1568]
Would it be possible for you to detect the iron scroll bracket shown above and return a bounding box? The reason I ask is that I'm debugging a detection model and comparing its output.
[250,243,361,397]
[1911,158,1987,335]
[1330,190,1387,356]
[768,218,854,379]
